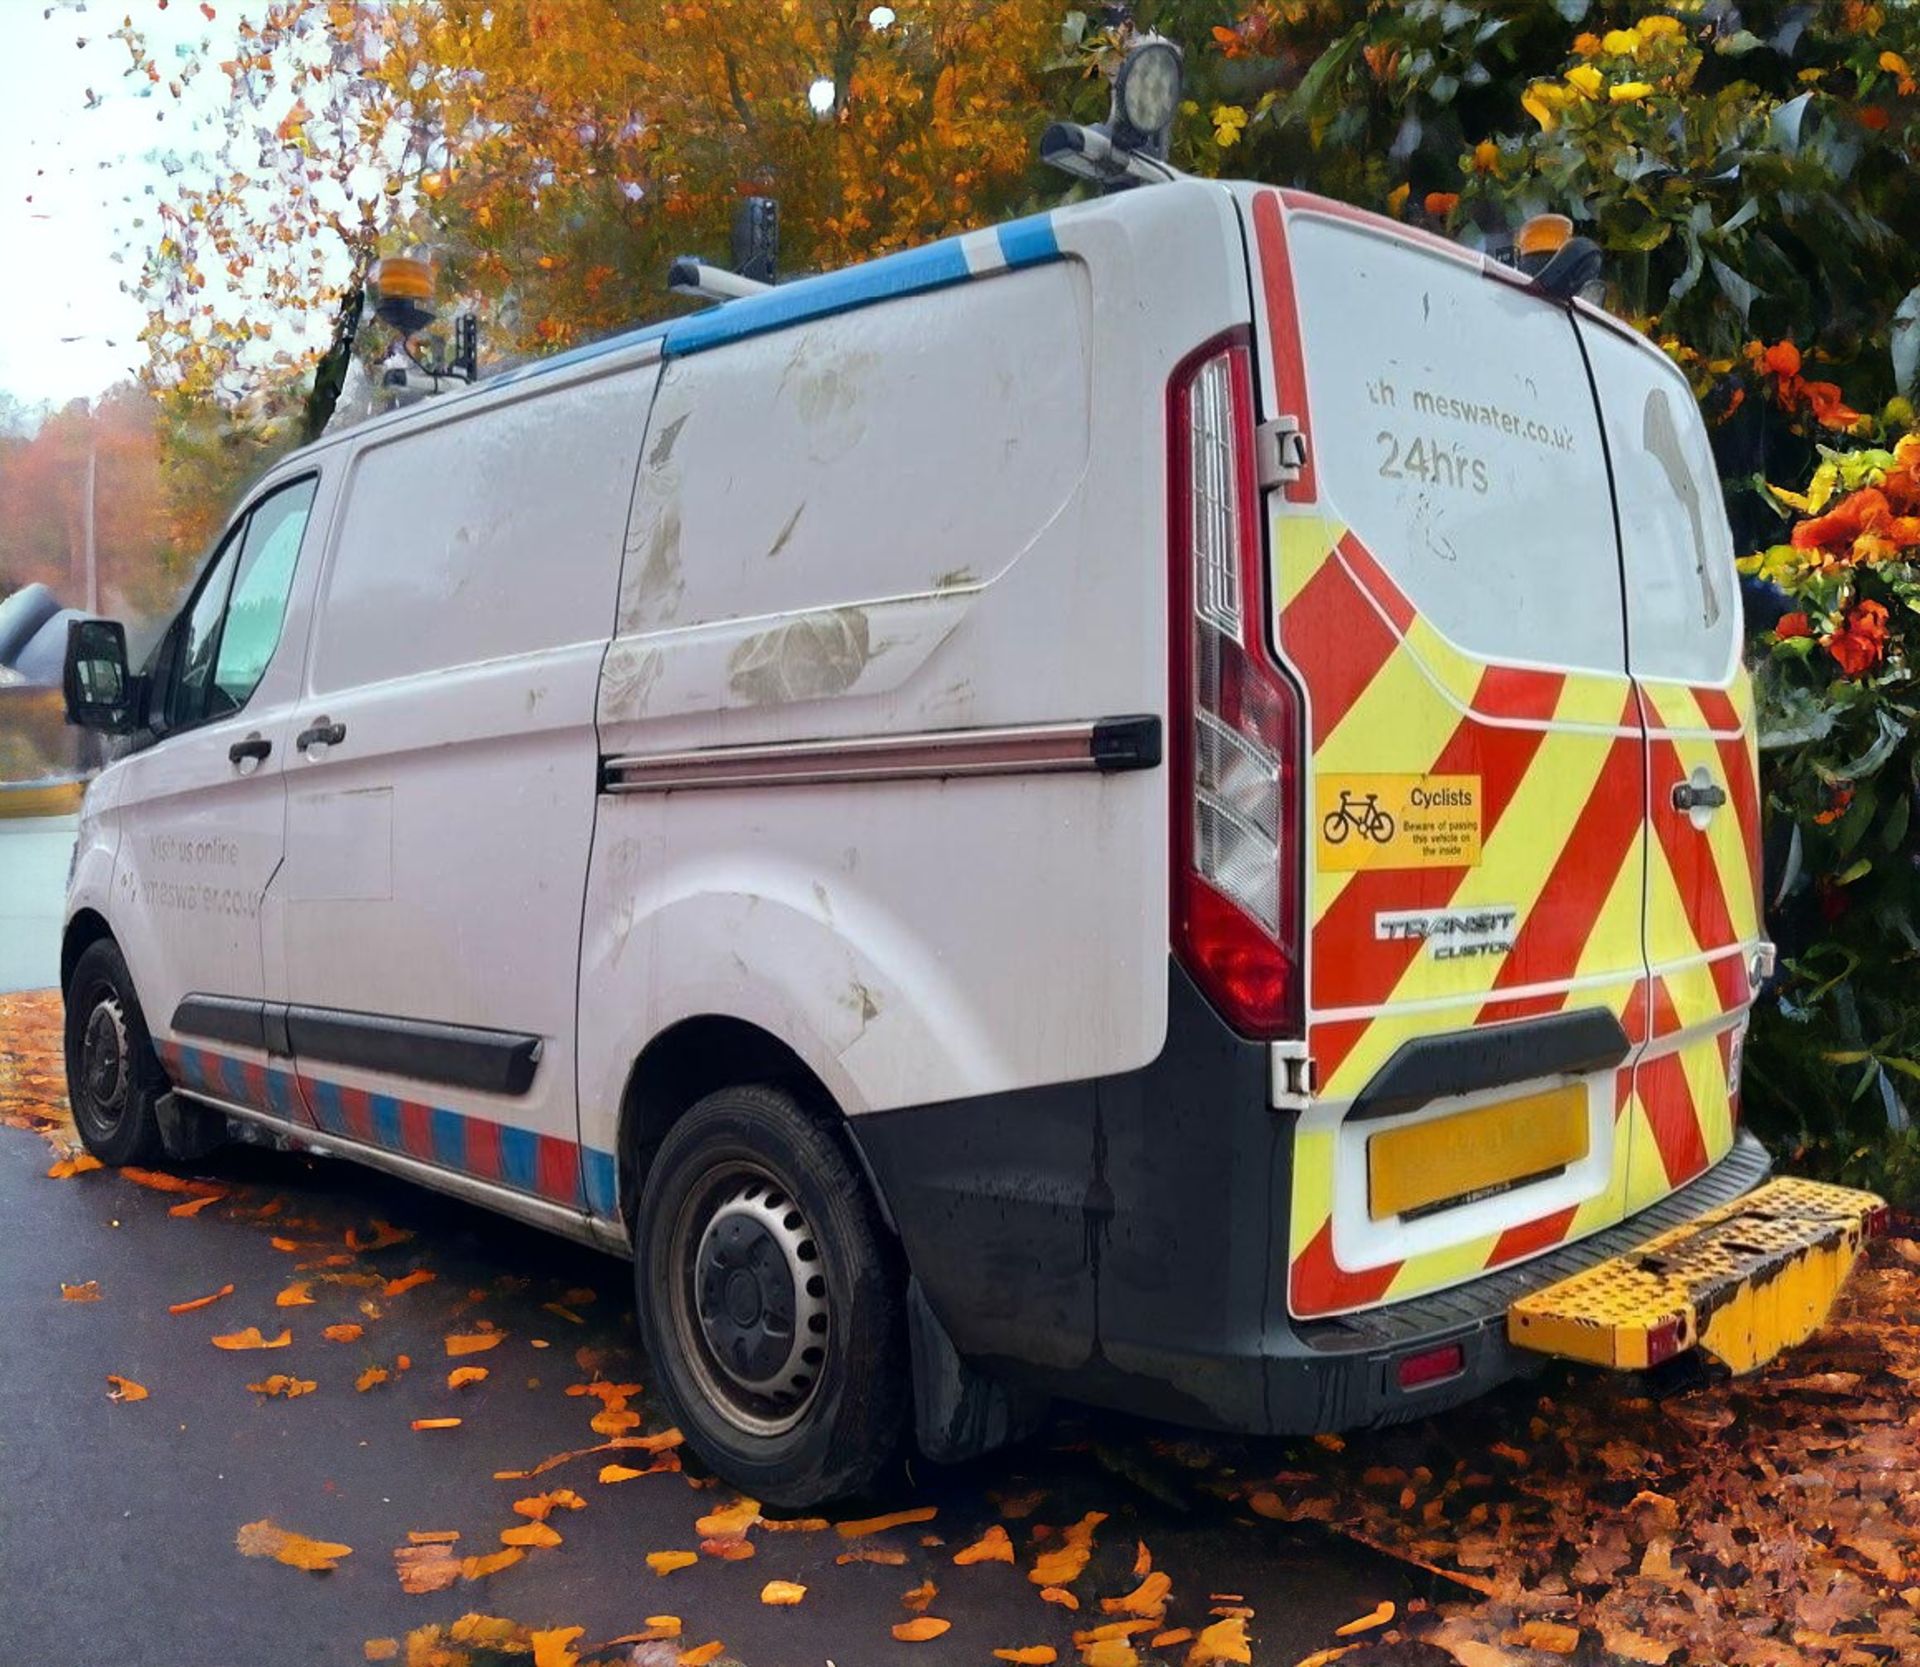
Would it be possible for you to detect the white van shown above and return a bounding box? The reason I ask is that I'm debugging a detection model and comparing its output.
[62,166,1882,1505]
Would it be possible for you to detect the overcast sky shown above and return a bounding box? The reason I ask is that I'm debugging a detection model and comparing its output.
[0,0,242,412]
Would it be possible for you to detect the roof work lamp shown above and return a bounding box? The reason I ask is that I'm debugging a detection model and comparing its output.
[1041,34,1184,190]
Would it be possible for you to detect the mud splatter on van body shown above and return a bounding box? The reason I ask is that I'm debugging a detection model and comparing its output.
[725,607,877,706]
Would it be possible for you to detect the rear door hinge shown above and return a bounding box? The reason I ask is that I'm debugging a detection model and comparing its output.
[1273,1039,1315,1112]
[1256,416,1308,488]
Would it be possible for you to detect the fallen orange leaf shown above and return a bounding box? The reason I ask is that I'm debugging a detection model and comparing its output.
[992,1651,1057,1665]
[1187,1615,1251,1666]
[543,1302,585,1324]
[501,1520,563,1549]
[837,1548,908,1566]
[1292,1649,1357,1667]
[1133,1541,1152,1578]
[1333,1600,1394,1639]
[446,1329,505,1357]
[695,1497,762,1538]
[213,1327,291,1351]
[700,1536,756,1561]
[47,1152,104,1179]
[591,1405,640,1435]
[269,1237,301,1253]
[411,1417,461,1431]
[1599,1627,1675,1665]
[275,1281,315,1307]
[1504,1621,1579,1655]
[459,1547,524,1579]
[1029,1511,1107,1587]
[1102,1571,1171,1619]
[601,1617,683,1646]
[892,1617,951,1643]
[168,1192,225,1218]
[235,1518,352,1572]
[247,1374,316,1398]
[346,1219,413,1251]
[530,1625,584,1667]
[106,1374,149,1402]
[761,1515,830,1533]
[60,1280,101,1302]
[677,1643,724,1667]
[954,1525,1015,1565]
[760,1580,806,1605]
[383,1269,434,1297]
[363,1641,398,1662]
[1077,1641,1137,1667]
[1149,1632,1191,1650]
[837,1504,937,1539]
[170,1284,235,1315]
[355,1365,390,1392]
[901,1578,938,1613]
[408,1530,460,1544]
[1038,1585,1078,1610]
[392,1543,460,1594]
[323,1323,364,1343]
[647,1550,698,1575]
[513,1489,586,1520]
[599,1463,647,1483]
[448,1366,490,1389]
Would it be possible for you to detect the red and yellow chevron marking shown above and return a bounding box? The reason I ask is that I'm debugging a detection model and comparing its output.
[1271,517,1759,1320]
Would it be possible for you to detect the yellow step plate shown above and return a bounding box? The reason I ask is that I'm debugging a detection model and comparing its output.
[1508,1177,1885,1375]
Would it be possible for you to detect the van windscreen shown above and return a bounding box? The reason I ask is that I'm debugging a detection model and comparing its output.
[1285,214,1624,675]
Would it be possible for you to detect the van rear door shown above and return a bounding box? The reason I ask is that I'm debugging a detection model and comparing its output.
[1574,313,1760,1214]
[1235,188,1650,1320]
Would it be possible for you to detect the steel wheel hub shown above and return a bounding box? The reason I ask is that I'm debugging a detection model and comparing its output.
[81,997,130,1130]
[680,1171,829,1435]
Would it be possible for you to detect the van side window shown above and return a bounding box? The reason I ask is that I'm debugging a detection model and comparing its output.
[213,478,317,709]
[167,475,317,730]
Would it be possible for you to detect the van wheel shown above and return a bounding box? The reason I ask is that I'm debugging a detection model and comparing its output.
[63,939,167,1168]
[636,1084,906,1509]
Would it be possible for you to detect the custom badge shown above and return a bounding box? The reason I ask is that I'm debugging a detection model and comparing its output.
[1316,773,1482,871]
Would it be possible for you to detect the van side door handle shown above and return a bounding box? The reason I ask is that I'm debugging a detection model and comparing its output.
[228,734,272,766]
[296,718,346,752]
[1671,779,1727,812]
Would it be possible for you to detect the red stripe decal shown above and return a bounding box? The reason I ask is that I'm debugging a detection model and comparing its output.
[1487,1205,1577,1270]
[1285,553,1400,752]
[1252,191,1317,504]
[536,1135,578,1205]
[1648,977,1682,1045]
[1614,1068,1633,1121]
[240,1061,269,1111]
[1474,664,1570,722]
[1478,990,1567,1027]
[399,1100,435,1162]
[341,1086,373,1144]
[1333,534,1417,634]
[1291,1218,1401,1315]
[1649,735,1741,963]
[1309,1017,1372,1094]
[1480,719,1642,1011]
[1715,733,1762,912]
[1636,1053,1710,1187]
[465,1116,502,1182]
[1693,686,1739,732]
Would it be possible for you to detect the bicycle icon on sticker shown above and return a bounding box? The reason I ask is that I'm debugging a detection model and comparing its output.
[1322,790,1396,846]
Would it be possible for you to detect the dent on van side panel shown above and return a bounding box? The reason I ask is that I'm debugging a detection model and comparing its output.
[576,183,1256,1179]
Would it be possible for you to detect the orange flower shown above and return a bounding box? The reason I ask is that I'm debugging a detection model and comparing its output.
[1857,105,1892,130]
[1823,598,1890,676]
[1759,340,1802,377]
[1813,784,1855,825]
[1800,379,1864,431]
[1775,612,1812,641]
[1792,488,1920,564]
[1572,31,1602,55]
[1424,191,1460,218]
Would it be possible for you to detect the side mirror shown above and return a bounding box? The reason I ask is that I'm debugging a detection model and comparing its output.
[63,618,139,734]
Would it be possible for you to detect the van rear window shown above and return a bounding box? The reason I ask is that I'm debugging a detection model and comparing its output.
[1285,215,1624,676]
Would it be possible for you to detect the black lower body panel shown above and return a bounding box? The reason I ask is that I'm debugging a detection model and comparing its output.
[850,963,1774,1440]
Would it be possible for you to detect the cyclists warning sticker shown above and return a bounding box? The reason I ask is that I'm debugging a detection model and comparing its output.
[1315,773,1482,872]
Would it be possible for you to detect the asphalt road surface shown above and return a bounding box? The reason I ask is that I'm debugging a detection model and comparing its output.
[0,990,1419,1667]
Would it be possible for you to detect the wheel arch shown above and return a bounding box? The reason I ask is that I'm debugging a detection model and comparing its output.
[615,1014,899,1239]
[61,908,116,994]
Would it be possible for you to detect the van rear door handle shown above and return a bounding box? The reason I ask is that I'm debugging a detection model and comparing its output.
[1672,779,1727,812]
[296,718,346,752]
[228,734,271,766]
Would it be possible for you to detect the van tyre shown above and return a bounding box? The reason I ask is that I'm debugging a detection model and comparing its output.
[636,1084,907,1508]
[63,939,167,1168]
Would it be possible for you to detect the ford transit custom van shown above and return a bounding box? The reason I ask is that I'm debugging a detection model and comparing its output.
[61,171,1883,1506]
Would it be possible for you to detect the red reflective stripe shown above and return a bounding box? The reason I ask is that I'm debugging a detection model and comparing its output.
[1614,1067,1633,1121]
[1693,686,1739,732]
[1648,977,1682,1043]
[465,1116,502,1182]
[1311,668,1560,1014]
[240,1061,269,1110]
[1252,191,1317,504]
[1715,731,1762,911]
[1333,534,1416,635]
[1310,1017,1371,1093]
[1473,664,1569,722]
[1291,1218,1400,1316]
[1478,990,1567,1027]
[536,1135,578,1204]
[340,1086,373,1143]
[1487,1205,1577,1270]
[1480,718,1642,1009]
[1284,553,1400,752]
[1637,1052,1710,1187]
[1650,735,1741,961]
[399,1100,435,1162]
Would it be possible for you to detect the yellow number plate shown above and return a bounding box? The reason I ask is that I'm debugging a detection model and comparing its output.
[1367,1085,1588,1221]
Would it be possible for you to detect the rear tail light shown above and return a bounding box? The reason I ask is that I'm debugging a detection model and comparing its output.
[1396,1342,1465,1391]
[1169,332,1302,1038]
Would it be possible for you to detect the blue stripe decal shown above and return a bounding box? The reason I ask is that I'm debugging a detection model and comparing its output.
[431,1107,466,1172]
[370,1093,403,1153]
[997,212,1060,269]
[310,1077,345,1137]
[582,1148,618,1218]
[487,212,1060,389]
[499,1125,539,1192]
[266,1069,296,1119]
[218,1053,248,1104]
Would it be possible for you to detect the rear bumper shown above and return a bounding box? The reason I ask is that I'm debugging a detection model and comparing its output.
[852,964,1790,1440]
